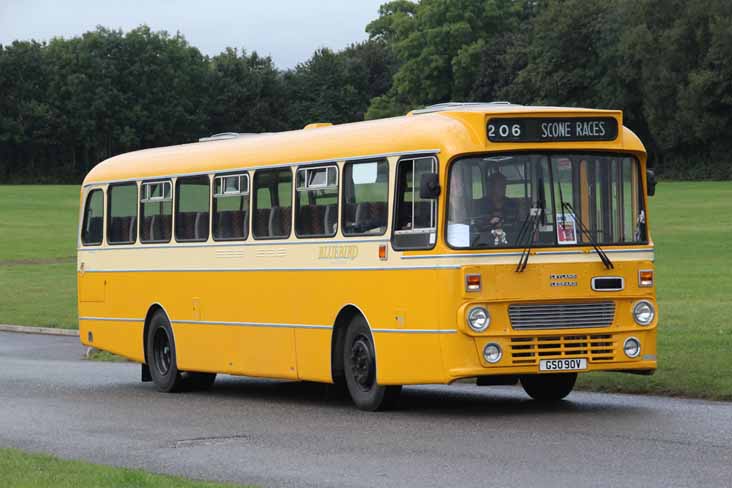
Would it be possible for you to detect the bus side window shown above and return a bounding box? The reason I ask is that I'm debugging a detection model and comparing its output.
[342,160,388,236]
[213,173,249,241]
[140,180,173,243]
[81,189,104,246]
[392,156,437,250]
[107,183,138,245]
[175,175,210,242]
[295,165,338,238]
[252,168,292,239]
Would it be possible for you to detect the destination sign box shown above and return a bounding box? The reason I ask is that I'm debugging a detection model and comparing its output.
[487,117,618,142]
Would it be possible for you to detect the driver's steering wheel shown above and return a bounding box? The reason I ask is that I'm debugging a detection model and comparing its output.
[469,214,503,232]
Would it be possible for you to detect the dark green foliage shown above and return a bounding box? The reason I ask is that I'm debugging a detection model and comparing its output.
[1,27,214,182]
[0,29,393,182]
[208,48,288,134]
[368,0,732,179]
[283,41,396,128]
[2,1,731,182]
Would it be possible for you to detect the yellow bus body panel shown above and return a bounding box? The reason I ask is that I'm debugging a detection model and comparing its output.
[78,105,656,386]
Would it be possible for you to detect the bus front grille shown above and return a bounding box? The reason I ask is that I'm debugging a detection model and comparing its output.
[508,334,615,365]
[508,302,615,330]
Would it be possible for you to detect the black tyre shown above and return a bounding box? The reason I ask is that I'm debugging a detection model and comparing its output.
[520,373,577,401]
[146,310,186,393]
[343,316,401,411]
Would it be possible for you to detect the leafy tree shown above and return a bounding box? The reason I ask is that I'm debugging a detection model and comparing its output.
[283,40,395,128]
[0,41,53,180]
[365,0,530,118]
[623,0,732,177]
[208,48,287,134]
[1,3,732,182]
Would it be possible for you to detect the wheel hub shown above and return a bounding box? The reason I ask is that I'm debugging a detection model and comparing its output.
[350,336,374,391]
[153,328,172,376]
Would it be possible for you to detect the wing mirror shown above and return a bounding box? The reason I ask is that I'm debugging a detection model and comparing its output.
[419,172,441,199]
[646,169,656,197]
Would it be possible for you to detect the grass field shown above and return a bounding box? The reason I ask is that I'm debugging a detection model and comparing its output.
[0,186,78,329]
[0,448,250,488]
[577,181,732,400]
[0,183,730,399]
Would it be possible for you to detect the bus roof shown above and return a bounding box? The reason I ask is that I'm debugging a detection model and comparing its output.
[82,104,646,186]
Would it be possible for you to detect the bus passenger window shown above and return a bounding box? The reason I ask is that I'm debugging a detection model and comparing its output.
[252,168,292,239]
[175,175,210,242]
[295,165,338,238]
[140,180,172,243]
[342,160,388,236]
[213,173,249,241]
[392,157,437,250]
[81,189,104,246]
[107,183,137,245]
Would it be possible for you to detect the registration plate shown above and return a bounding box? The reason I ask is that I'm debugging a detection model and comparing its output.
[539,358,587,372]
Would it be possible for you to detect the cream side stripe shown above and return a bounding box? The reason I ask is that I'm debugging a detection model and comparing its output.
[372,328,456,334]
[82,148,441,187]
[79,316,453,334]
[403,252,522,259]
[79,316,144,322]
[81,265,461,273]
[535,249,654,255]
[401,248,655,259]
[173,320,332,330]
[78,238,390,252]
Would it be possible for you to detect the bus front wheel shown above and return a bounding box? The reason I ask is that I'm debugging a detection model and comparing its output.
[146,310,186,393]
[343,316,401,411]
[520,373,577,401]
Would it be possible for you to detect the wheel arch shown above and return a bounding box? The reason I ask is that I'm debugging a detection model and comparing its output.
[331,304,376,383]
[142,302,173,365]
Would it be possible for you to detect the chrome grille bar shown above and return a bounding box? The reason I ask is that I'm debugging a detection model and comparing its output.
[508,333,616,364]
[509,302,615,330]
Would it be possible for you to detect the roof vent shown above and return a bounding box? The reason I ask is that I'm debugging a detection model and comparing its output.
[409,101,515,115]
[198,132,273,142]
[198,132,241,142]
[304,123,333,130]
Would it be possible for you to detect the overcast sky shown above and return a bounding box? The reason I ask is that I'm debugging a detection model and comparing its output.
[0,0,386,68]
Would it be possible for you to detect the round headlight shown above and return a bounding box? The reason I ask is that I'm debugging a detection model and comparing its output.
[467,306,490,332]
[483,343,502,364]
[624,337,641,358]
[633,300,655,326]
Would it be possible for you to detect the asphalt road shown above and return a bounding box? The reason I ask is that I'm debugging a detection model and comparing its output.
[0,331,730,488]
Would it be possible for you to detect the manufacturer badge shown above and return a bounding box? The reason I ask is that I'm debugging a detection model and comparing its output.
[550,273,578,287]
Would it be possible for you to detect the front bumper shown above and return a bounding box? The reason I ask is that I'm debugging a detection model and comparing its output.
[442,327,657,381]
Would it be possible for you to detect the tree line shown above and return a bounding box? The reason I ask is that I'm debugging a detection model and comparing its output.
[1,0,730,182]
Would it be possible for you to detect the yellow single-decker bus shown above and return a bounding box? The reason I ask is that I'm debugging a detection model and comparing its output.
[78,102,658,410]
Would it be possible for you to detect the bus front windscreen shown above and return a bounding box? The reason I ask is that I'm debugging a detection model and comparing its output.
[447,153,647,249]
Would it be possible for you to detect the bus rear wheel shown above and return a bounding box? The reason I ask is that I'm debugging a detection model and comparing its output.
[146,310,186,393]
[520,373,577,401]
[343,316,401,411]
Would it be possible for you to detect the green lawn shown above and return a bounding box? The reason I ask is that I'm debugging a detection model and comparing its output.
[577,181,732,400]
[0,186,78,328]
[0,183,730,399]
[0,448,250,488]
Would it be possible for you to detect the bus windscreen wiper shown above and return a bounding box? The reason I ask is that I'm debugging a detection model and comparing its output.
[561,202,614,270]
[515,178,546,273]
[515,207,542,273]
[551,161,613,270]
